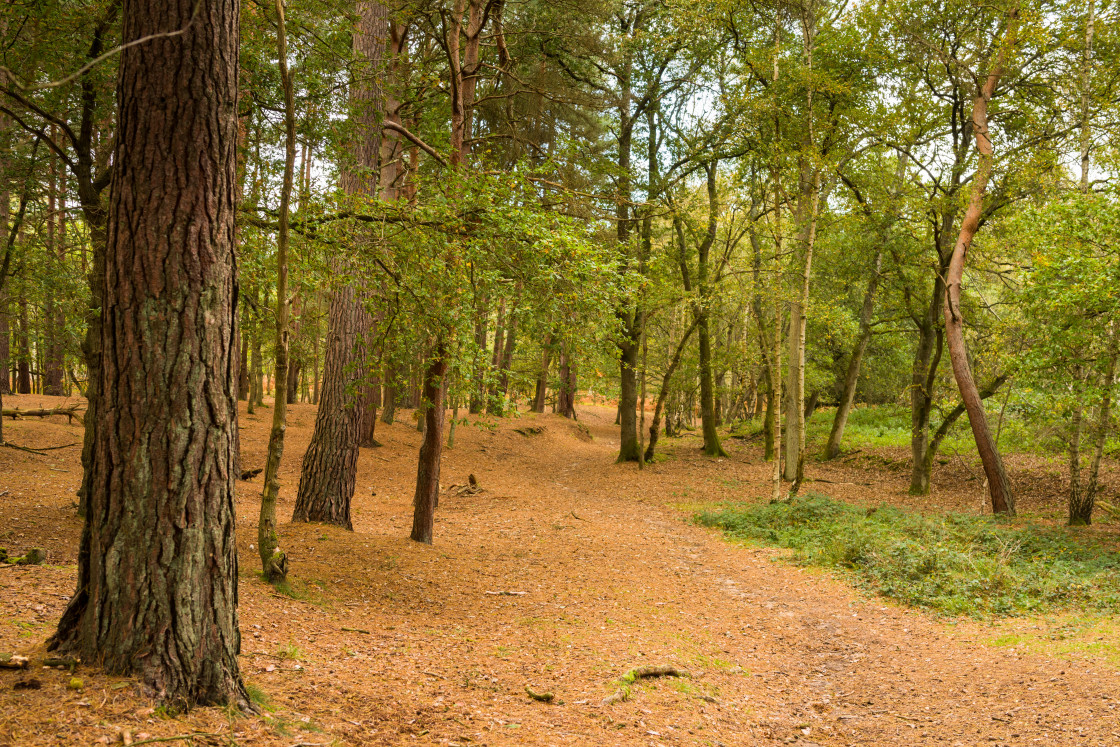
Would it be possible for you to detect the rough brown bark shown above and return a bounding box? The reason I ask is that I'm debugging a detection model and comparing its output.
[293,284,366,529]
[296,0,387,511]
[943,14,1019,515]
[51,0,246,707]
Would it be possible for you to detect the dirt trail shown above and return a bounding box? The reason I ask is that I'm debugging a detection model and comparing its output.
[1,395,1119,745]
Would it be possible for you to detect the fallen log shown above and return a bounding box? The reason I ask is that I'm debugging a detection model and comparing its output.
[2,404,84,424]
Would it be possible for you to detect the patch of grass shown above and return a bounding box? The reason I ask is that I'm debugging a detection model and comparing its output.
[695,493,1120,616]
[277,641,304,660]
[244,681,272,711]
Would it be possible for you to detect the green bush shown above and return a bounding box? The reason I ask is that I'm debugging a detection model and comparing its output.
[695,494,1120,616]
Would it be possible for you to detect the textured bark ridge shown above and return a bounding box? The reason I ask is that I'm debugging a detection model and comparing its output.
[51,0,247,709]
[293,284,366,530]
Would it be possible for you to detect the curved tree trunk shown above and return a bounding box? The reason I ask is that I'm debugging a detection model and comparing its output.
[944,20,1018,515]
[51,0,247,707]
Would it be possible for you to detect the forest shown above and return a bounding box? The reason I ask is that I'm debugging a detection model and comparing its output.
[1,0,1120,743]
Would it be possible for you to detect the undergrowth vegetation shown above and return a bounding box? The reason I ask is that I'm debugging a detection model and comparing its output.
[695,494,1120,616]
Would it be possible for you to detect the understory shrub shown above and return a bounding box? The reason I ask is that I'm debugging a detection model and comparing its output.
[695,494,1120,616]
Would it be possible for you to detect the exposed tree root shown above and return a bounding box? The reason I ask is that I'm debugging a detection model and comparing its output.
[446,473,483,497]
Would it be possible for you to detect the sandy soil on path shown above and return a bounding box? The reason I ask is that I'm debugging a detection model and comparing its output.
[1,395,1118,746]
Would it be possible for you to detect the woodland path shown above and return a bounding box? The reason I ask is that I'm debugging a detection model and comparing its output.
[1,395,1118,745]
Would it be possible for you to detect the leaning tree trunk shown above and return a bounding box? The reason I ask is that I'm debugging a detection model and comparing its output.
[292,284,366,530]
[825,247,883,459]
[50,0,247,707]
[645,319,697,462]
[944,23,1018,515]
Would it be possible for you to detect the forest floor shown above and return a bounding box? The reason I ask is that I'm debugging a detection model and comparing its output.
[2,393,1120,746]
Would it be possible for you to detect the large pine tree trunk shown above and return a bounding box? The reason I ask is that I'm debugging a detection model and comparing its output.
[295,0,387,514]
[51,0,246,707]
[293,285,365,529]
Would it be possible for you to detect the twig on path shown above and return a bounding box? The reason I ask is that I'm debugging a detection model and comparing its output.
[341,627,370,634]
[1,441,79,455]
[602,665,691,706]
[569,511,586,521]
[422,671,446,680]
[128,733,227,746]
[484,590,526,596]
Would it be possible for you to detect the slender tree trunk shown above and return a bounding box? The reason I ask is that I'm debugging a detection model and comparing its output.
[1069,0,1099,526]
[469,300,489,414]
[1081,326,1117,524]
[825,247,883,459]
[557,347,577,419]
[695,165,727,458]
[50,0,247,706]
[258,0,298,582]
[486,298,506,414]
[238,332,250,400]
[909,274,946,495]
[0,161,8,399]
[496,296,519,411]
[16,295,30,393]
[410,343,448,544]
[645,319,698,462]
[944,18,1019,515]
[531,335,552,413]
